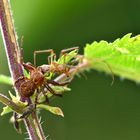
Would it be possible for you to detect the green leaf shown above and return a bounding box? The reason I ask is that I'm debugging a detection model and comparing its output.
[57,49,78,64]
[84,33,140,83]
[9,91,28,109]
[37,104,64,117]
[1,106,13,116]
[38,86,71,103]
[0,75,12,85]
[0,93,23,114]
[23,69,30,78]
[47,86,71,98]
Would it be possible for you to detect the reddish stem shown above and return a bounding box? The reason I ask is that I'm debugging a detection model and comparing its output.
[0,0,46,140]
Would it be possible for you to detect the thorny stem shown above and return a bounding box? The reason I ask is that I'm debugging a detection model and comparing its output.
[0,0,92,140]
[0,0,46,140]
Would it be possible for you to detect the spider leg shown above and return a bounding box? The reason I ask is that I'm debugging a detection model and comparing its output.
[59,47,79,57]
[47,79,70,86]
[18,104,35,119]
[13,112,21,133]
[45,84,62,97]
[43,93,49,103]
[59,47,79,74]
[22,62,36,73]
[93,58,115,85]
[38,88,49,104]
[42,87,50,103]
[102,60,114,86]
[34,49,56,66]
[48,53,56,64]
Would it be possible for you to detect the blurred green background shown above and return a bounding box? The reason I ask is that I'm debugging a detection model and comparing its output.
[1,0,140,140]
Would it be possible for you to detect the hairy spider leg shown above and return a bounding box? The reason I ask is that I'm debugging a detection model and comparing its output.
[101,60,114,86]
[92,58,115,85]
[34,87,49,108]
[22,62,36,73]
[60,47,79,64]
[48,53,56,64]
[59,46,79,57]
[47,79,70,86]
[59,47,79,75]
[34,49,56,66]
[29,79,71,105]
[41,90,49,103]
[43,79,70,97]
[45,84,62,97]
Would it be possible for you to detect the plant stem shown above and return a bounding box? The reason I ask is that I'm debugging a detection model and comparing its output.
[0,0,46,139]
[0,93,23,114]
[54,57,91,82]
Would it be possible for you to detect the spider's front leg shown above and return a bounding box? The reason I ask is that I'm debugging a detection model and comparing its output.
[59,47,79,57]
[47,79,70,86]
[34,49,56,66]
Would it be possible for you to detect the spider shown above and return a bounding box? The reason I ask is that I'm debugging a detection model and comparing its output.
[34,47,79,77]
[15,62,70,99]
[14,47,79,123]
[15,46,75,105]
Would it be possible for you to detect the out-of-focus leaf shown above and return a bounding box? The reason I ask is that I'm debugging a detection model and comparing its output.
[0,75,12,85]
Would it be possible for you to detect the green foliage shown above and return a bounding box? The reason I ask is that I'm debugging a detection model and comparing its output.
[0,93,24,115]
[37,104,64,117]
[45,49,79,78]
[84,34,140,83]
[1,106,12,116]
[38,86,71,103]
[57,49,78,64]
[0,92,28,116]
[1,106,13,116]
[9,91,28,108]
[0,75,12,85]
